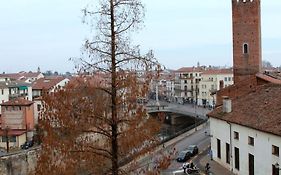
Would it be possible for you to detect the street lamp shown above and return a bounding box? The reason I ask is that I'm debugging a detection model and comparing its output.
[274,163,281,175]
[274,163,281,171]
[4,126,9,153]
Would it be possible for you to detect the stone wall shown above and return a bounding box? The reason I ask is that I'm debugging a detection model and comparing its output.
[0,148,39,175]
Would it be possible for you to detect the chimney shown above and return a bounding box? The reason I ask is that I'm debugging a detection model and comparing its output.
[223,96,232,113]
[219,80,224,90]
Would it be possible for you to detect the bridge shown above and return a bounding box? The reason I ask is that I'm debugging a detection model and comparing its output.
[146,100,211,125]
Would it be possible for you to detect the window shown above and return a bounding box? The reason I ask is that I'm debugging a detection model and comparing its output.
[2,136,7,142]
[1,136,15,142]
[224,77,228,81]
[19,106,21,110]
[10,136,16,142]
[1,89,3,95]
[37,104,41,111]
[243,43,249,54]
[226,143,230,164]
[272,145,279,157]
[235,147,240,170]
[228,77,231,81]
[217,139,221,159]
[248,136,254,146]
[184,80,187,84]
[234,131,239,140]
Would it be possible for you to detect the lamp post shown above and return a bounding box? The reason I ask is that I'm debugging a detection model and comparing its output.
[274,163,281,174]
[4,126,9,153]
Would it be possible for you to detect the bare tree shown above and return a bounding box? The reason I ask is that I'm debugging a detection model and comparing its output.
[262,60,273,69]
[35,0,165,175]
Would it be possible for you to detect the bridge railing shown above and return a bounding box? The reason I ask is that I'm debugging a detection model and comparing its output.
[159,119,207,144]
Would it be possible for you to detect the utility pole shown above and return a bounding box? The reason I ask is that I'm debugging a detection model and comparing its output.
[4,126,9,153]
[155,80,160,107]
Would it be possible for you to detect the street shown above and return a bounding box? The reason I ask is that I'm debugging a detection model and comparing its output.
[163,125,210,173]
[128,123,210,174]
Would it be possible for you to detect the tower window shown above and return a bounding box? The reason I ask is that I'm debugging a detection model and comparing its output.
[243,43,249,54]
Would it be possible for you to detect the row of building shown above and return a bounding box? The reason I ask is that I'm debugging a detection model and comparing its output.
[152,66,234,108]
[0,66,234,150]
[0,71,69,149]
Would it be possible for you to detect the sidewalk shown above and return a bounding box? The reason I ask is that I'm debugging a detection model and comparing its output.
[195,147,234,175]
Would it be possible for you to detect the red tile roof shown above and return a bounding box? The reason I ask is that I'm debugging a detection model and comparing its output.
[32,77,66,90]
[175,67,205,72]
[0,72,42,80]
[208,83,281,136]
[68,75,109,88]
[1,98,33,106]
[0,129,26,136]
[202,69,233,75]
[256,73,281,84]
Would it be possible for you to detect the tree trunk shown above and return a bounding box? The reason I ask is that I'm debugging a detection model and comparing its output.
[110,0,118,174]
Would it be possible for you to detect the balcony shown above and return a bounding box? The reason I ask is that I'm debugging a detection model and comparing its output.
[9,93,28,100]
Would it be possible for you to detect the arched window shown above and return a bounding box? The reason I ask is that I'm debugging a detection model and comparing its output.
[243,43,249,54]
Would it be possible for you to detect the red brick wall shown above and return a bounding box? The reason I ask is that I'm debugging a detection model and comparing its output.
[232,0,262,84]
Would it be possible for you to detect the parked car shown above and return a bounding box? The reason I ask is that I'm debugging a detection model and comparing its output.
[186,145,199,157]
[176,150,192,162]
[20,140,34,150]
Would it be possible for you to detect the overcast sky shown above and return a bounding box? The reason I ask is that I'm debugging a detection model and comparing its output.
[0,0,280,73]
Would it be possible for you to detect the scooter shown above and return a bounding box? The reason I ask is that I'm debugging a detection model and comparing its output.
[185,166,200,175]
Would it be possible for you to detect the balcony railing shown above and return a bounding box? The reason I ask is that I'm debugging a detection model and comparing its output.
[9,93,28,99]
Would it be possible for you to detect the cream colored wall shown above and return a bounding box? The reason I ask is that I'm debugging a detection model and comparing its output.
[18,134,27,147]
[198,73,233,106]
[0,133,26,148]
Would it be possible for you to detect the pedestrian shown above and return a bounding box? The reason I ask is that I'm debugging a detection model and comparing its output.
[205,162,210,173]
[208,149,213,160]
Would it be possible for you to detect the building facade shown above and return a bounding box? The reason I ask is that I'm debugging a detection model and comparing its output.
[174,67,203,104]
[232,0,262,83]
[198,69,233,107]
[0,81,32,114]
[0,98,34,148]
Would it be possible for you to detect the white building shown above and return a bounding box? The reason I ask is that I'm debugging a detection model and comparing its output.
[0,81,32,114]
[208,84,281,175]
[174,67,204,104]
[198,69,233,107]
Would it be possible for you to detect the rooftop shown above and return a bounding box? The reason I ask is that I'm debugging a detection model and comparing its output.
[208,83,281,137]
[202,69,233,75]
[0,71,42,80]
[0,80,31,88]
[32,77,67,90]
[1,98,34,106]
[0,129,26,136]
[175,67,205,73]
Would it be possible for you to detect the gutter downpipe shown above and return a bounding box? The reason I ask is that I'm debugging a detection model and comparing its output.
[227,121,233,172]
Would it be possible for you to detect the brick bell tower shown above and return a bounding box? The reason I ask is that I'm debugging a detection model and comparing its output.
[232,0,262,84]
